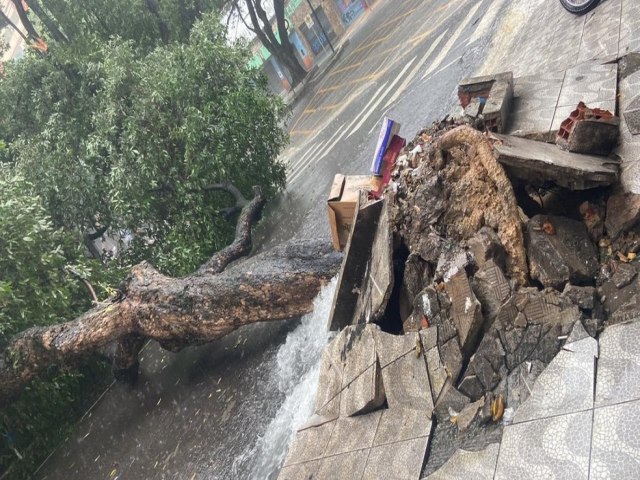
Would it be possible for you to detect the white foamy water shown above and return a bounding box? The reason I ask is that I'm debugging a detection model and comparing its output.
[232,277,337,479]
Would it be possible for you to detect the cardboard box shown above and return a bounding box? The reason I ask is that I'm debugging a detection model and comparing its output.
[327,174,373,251]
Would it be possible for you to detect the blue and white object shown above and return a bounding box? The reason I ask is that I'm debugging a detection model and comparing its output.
[371,117,401,175]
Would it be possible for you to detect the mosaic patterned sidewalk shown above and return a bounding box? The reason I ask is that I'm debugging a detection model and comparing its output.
[425,318,640,480]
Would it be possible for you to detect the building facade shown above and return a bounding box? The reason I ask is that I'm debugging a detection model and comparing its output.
[250,0,375,95]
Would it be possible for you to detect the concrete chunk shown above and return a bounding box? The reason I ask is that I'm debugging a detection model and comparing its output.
[445,270,485,354]
[526,215,599,290]
[494,134,619,189]
[381,351,434,414]
[340,361,385,417]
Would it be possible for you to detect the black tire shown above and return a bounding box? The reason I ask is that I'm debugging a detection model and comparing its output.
[560,0,600,14]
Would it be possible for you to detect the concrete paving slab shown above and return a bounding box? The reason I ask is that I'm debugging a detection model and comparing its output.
[277,459,321,480]
[590,398,640,480]
[381,351,434,413]
[341,324,377,388]
[620,0,640,56]
[494,410,592,480]
[513,71,564,113]
[513,349,595,423]
[494,134,619,190]
[283,420,337,467]
[340,361,385,417]
[323,411,382,457]
[373,408,432,447]
[616,68,640,193]
[596,318,640,407]
[374,330,419,369]
[363,437,430,480]
[557,62,617,109]
[315,448,369,479]
[578,0,622,63]
[425,443,500,480]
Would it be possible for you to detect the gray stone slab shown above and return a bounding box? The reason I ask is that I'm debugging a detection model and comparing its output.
[445,270,484,354]
[495,410,592,480]
[340,362,385,417]
[382,351,434,414]
[563,335,598,358]
[373,408,432,447]
[374,329,419,369]
[323,411,382,456]
[341,324,377,389]
[577,0,622,63]
[494,134,619,190]
[616,69,640,193]
[352,198,394,325]
[620,0,640,56]
[425,346,448,402]
[363,437,430,480]
[513,71,564,112]
[557,62,617,108]
[425,443,500,480]
[513,349,595,423]
[596,319,640,407]
[277,459,321,480]
[507,105,554,141]
[315,448,369,479]
[283,420,336,467]
[590,398,640,479]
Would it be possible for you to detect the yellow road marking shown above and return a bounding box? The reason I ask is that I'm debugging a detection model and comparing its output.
[351,34,392,55]
[316,69,386,94]
[327,61,364,77]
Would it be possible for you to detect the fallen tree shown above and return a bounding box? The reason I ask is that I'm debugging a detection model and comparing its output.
[0,186,341,406]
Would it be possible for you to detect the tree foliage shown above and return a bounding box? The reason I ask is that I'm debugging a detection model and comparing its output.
[0,3,290,477]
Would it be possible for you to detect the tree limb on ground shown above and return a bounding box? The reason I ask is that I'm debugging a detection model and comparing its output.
[0,186,341,406]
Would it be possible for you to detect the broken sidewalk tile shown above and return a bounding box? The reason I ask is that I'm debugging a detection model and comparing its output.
[472,260,511,322]
[556,102,619,156]
[351,198,394,325]
[340,324,378,389]
[605,190,640,239]
[425,345,448,403]
[445,270,485,354]
[363,436,431,480]
[566,319,591,343]
[381,350,434,414]
[456,397,485,432]
[505,360,546,412]
[323,411,382,457]
[562,285,597,311]
[493,134,619,190]
[314,331,346,417]
[426,443,500,480]
[467,226,506,271]
[373,329,419,368]
[494,411,592,480]
[458,72,513,133]
[340,361,385,417]
[282,419,336,467]
[512,348,595,424]
[327,195,382,331]
[433,380,471,423]
[595,318,640,407]
[611,263,638,290]
[372,408,432,446]
[526,214,599,290]
[439,337,463,383]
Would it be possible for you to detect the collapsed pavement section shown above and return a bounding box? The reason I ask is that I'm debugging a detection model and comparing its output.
[279,43,640,480]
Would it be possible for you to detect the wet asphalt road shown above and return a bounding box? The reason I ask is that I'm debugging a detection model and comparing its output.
[39,1,513,478]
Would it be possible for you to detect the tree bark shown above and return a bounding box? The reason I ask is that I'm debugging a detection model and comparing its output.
[10,0,40,41]
[0,7,28,42]
[0,186,341,406]
[25,0,68,43]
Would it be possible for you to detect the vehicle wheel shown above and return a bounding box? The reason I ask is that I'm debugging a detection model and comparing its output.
[560,0,600,14]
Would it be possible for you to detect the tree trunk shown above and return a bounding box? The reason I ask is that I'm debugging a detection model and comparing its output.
[10,0,40,41]
[242,0,308,87]
[0,8,28,42]
[25,0,68,43]
[0,186,341,406]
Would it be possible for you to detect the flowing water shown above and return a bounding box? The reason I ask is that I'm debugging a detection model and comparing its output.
[232,277,337,479]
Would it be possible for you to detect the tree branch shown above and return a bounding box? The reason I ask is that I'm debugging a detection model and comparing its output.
[0,187,341,406]
[10,0,40,41]
[0,8,28,42]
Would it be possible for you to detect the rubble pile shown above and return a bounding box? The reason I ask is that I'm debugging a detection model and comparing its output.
[280,114,640,479]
